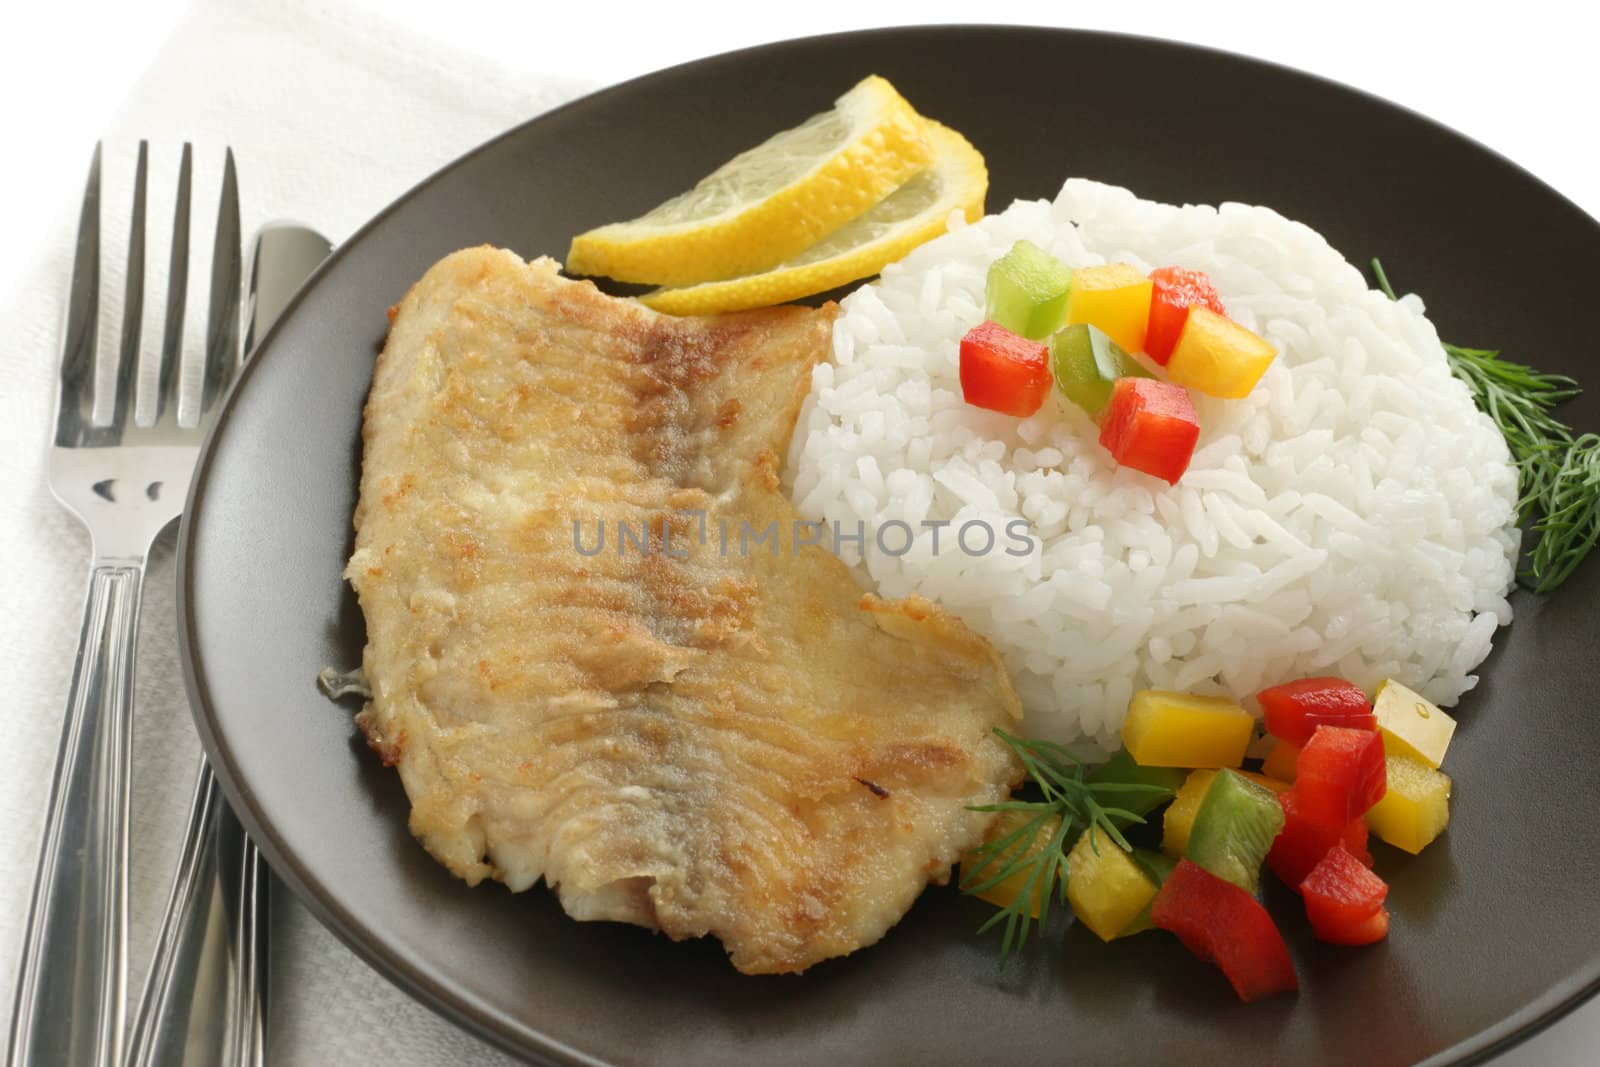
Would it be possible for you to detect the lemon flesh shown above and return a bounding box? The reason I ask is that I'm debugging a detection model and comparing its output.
[641,121,987,316]
[566,75,931,286]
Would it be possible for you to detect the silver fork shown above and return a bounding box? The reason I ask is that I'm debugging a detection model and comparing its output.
[7,142,241,1067]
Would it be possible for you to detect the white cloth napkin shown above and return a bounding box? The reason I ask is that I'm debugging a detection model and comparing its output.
[0,0,590,1061]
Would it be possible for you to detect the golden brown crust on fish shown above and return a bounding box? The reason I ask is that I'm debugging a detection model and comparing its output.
[347,247,1021,974]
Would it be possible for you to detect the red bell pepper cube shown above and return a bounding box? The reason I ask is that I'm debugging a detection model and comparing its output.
[1098,378,1200,485]
[1145,267,1226,365]
[1267,790,1372,890]
[1258,677,1376,747]
[1150,859,1298,1002]
[1295,726,1387,827]
[1333,909,1390,945]
[1300,844,1390,945]
[1345,815,1373,868]
[959,320,1052,417]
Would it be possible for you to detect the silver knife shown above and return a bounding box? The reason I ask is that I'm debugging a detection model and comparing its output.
[124,223,332,1067]
[243,224,333,351]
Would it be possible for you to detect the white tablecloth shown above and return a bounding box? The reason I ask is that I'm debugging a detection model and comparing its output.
[0,1,1593,1063]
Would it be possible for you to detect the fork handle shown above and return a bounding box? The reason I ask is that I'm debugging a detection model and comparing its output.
[8,560,143,1067]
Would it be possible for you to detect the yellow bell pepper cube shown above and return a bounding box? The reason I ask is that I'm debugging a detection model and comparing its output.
[1121,689,1254,768]
[1065,263,1153,355]
[1261,739,1301,783]
[1165,306,1277,398]
[1161,769,1217,858]
[1374,679,1456,769]
[1366,754,1452,854]
[1066,829,1159,941]
[960,809,1063,918]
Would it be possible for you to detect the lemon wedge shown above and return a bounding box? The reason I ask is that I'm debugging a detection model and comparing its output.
[566,75,931,286]
[640,121,987,316]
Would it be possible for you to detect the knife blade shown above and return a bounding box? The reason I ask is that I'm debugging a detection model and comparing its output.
[244,224,334,354]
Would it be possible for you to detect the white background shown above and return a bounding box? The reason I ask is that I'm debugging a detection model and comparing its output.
[1,1,1597,1063]
[4,0,1599,301]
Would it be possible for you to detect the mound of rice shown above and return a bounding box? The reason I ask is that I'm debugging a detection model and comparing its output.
[788,179,1519,748]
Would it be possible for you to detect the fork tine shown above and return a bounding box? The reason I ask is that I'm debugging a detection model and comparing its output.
[152,143,192,426]
[53,144,101,447]
[109,142,149,437]
[201,148,241,416]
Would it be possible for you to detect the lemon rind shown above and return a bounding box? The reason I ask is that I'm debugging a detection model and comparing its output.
[566,76,932,286]
[640,122,987,317]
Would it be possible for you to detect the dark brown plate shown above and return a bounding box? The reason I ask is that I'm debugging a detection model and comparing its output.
[178,25,1600,1066]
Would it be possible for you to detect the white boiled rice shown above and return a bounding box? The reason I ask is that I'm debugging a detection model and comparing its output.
[788,179,1519,748]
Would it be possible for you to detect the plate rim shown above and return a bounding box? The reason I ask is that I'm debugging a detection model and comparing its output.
[176,23,1600,1067]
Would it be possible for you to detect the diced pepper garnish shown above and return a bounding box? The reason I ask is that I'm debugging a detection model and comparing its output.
[1120,848,1178,937]
[1266,789,1372,891]
[1186,770,1285,892]
[959,321,1052,417]
[1067,830,1160,941]
[985,239,1073,339]
[1258,677,1376,747]
[1122,690,1253,769]
[1162,769,1217,858]
[1261,739,1301,783]
[1050,323,1152,420]
[959,809,1062,918]
[1165,306,1277,399]
[1345,816,1373,868]
[1131,848,1178,889]
[1065,263,1153,354]
[1146,266,1225,365]
[1237,770,1291,794]
[1365,754,1452,854]
[1150,859,1299,1003]
[1087,749,1188,822]
[1098,378,1200,485]
[1373,679,1456,769]
[1333,909,1391,944]
[1295,725,1387,827]
[1300,844,1390,945]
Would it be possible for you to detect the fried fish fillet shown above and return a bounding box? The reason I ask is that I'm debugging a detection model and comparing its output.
[347,248,1021,974]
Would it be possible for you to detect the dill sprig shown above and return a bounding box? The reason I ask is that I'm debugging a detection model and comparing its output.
[1528,434,1600,591]
[1373,259,1600,593]
[960,729,1172,958]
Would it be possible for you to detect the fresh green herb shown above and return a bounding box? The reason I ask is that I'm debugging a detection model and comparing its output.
[1528,435,1600,591]
[960,729,1174,957]
[1373,259,1600,592]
